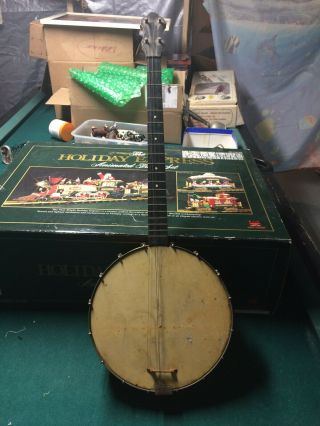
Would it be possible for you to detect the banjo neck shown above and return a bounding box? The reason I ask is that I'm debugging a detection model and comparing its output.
[141,14,168,247]
[146,56,168,246]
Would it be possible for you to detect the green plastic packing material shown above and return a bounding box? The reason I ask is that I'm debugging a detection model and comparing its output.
[69,63,175,107]
[97,63,174,84]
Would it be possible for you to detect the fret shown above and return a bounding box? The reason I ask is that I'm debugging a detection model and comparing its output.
[148,211,168,214]
[148,193,167,196]
[148,182,166,185]
[148,202,167,205]
[148,217,168,221]
[148,216,168,220]
[148,231,168,235]
[148,121,164,124]
[148,181,166,184]
[148,201,167,204]
[148,216,168,219]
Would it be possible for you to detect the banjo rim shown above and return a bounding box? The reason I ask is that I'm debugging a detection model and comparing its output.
[88,244,233,392]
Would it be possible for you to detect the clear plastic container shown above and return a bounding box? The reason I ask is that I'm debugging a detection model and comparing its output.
[71,119,148,146]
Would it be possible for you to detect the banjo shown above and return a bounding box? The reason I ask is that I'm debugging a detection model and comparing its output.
[89,12,233,394]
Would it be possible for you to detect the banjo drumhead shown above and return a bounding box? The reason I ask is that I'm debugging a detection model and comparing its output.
[90,245,232,392]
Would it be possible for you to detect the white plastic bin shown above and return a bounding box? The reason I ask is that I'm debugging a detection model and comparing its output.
[182,127,238,149]
[71,119,148,146]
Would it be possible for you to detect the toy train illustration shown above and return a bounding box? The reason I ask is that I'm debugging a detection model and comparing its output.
[12,172,148,203]
[184,173,236,190]
[187,192,242,211]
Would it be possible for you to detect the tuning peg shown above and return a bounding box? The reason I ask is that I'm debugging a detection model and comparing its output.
[140,17,148,30]
[158,17,166,28]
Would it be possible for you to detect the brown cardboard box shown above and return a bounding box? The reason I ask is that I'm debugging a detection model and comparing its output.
[48,61,135,120]
[30,14,183,143]
[67,70,186,144]
[29,20,47,59]
[29,17,135,102]
[29,16,136,125]
[189,104,240,128]
[43,26,134,63]
[30,19,134,63]
[46,70,185,144]
[48,61,133,93]
[188,70,243,127]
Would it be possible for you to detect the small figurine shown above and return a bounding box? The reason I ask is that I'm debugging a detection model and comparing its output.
[107,123,119,139]
[91,124,110,138]
[90,122,145,142]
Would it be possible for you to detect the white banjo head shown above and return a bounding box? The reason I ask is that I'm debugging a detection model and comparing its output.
[89,245,232,393]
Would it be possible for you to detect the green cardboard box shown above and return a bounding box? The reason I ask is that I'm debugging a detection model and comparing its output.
[0,143,290,312]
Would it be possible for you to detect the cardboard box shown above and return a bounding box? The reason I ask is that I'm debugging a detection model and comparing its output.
[29,20,47,59]
[0,143,291,313]
[44,26,134,63]
[70,105,183,144]
[69,71,185,144]
[189,104,240,128]
[47,69,186,144]
[30,14,183,143]
[47,61,105,120]
[188,70,243,127]
[29,16,136,108]
[30,14,136,63]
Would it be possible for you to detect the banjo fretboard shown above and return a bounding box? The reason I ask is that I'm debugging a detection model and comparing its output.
[147,56,168,246]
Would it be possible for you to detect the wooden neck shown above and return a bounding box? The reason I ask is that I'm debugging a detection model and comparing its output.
[147,56,168,246]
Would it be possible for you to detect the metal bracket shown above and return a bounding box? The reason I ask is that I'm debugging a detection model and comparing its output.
[1,145,12,164]
[147,368,178,395]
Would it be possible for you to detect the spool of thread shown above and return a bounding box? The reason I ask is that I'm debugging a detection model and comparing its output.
[49,119,74,142]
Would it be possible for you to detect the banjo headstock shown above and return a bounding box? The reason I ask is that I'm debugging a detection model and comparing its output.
[140,12,166,58]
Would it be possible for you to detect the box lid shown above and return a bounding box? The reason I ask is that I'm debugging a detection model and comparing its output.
[40,12,170,30]
[46,88,71,106]
[189,70,237,106]
[29,20,47,60]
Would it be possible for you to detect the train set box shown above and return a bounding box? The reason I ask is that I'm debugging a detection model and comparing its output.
[0,143,291,313]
